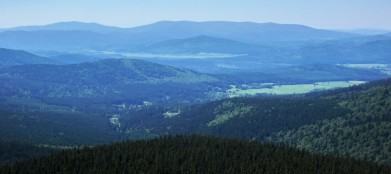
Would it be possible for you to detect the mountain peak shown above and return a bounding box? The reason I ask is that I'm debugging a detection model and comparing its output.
[44,21,109,28]
[1,21,124,33]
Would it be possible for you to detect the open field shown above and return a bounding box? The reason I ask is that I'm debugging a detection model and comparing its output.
[228,81,366,96]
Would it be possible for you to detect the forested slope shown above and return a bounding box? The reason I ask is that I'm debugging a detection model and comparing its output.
[268,78,391,164]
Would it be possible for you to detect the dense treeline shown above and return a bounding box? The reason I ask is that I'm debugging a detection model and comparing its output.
[2,136,391,174]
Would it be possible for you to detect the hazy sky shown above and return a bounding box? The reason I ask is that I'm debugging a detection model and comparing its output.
[1,0,390,29]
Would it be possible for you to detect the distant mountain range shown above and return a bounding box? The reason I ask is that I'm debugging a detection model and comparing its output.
[123,21,357,44]
[2,21,390,64]
[0,21,390,71]
[292,37,391,63]
[0,21,125,33]
[0,30,112,52]
[3,21,391,64]
[0,21,358,53]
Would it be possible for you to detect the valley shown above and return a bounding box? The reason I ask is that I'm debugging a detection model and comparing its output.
[1,19,391,173]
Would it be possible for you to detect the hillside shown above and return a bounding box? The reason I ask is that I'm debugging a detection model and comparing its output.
[0,58,215,84]
[114,96,352,140]
[0,48,54,68]
[268,78,391,164]
[0,58,220,106]
[2,136,390,174]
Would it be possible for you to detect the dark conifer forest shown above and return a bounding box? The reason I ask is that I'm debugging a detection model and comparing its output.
[2,136,391,174]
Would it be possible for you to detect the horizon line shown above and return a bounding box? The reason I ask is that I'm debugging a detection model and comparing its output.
[1,20,391,31]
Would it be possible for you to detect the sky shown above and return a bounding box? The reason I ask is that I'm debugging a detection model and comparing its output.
[1,0,391,29]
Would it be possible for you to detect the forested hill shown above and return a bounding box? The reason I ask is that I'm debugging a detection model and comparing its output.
[0,48,54,68]
[0,58,217,84]
[0,58,220,106]
[2,136,390,174]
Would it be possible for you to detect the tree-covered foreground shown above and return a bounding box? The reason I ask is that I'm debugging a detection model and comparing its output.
[2,136,391,174]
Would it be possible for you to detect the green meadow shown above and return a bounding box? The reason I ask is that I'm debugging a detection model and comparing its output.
[228,81,366,96]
